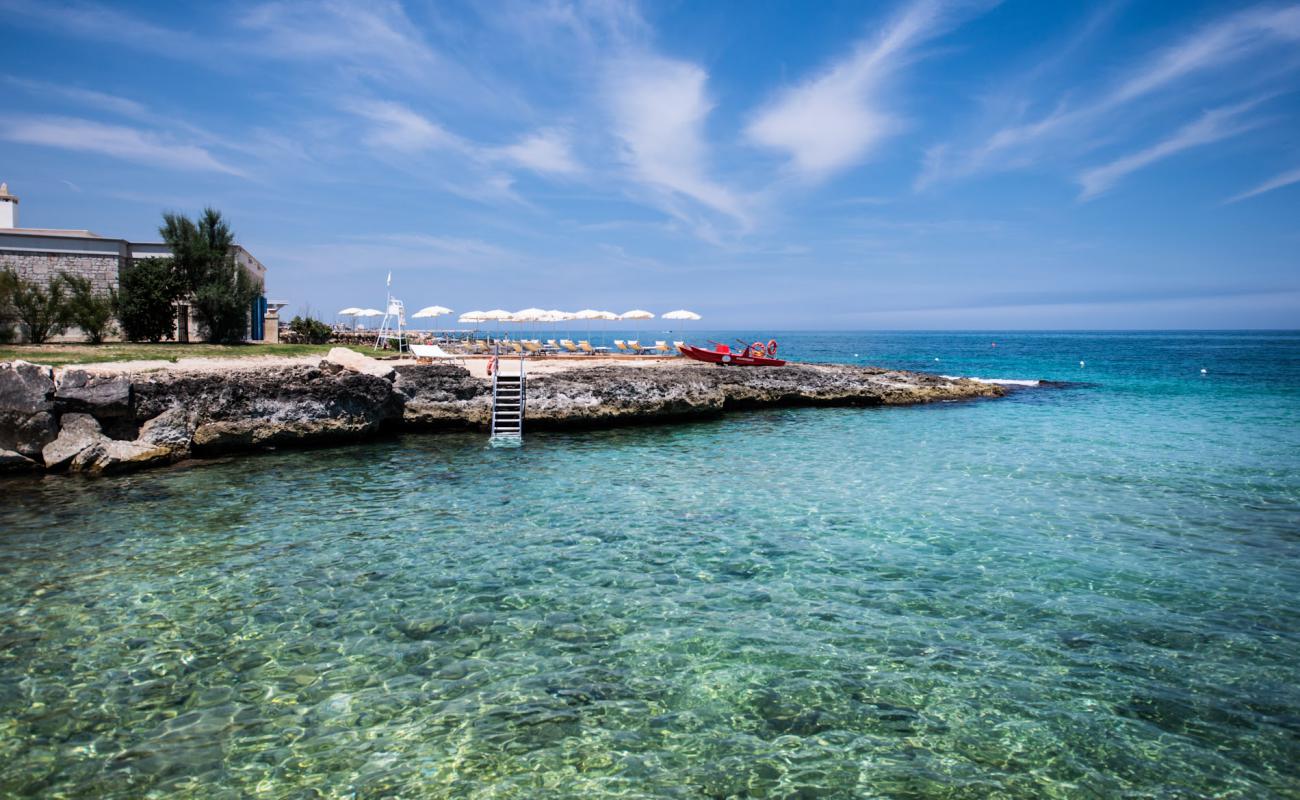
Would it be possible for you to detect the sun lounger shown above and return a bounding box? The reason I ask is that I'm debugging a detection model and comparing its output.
[652,340,671,353]
[578,340,596,354]
[614,340,629,353]
[673,341,685,354]
[410,344,466,365]
[561,339,580,353]
[523,340,543,354]
[626,340,645,353]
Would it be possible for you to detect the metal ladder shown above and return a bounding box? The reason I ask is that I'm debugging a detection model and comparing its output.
[489,349,526,445]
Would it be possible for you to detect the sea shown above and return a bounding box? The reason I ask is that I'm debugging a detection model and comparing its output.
[1,331,1298,798]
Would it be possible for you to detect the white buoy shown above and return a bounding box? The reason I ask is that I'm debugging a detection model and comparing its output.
[1080,360,1085,368]
[1201,368,1207,374]
[934,357,940,361]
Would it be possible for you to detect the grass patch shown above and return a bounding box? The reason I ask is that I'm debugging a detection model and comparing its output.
[0,342,375,367]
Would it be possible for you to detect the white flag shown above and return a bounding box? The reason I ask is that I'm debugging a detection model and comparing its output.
[386,271,392,287]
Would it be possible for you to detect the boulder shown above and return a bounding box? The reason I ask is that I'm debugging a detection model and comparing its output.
[322,347,396,381]
[0,448,38,475]
[0,361,55,414]
[55,370,132,418]
[393,364,488,428]
[0,361,57,457]
[71,438,178,476]
[42,413,105,470]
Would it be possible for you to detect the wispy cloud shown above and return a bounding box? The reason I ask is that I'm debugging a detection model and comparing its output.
[3,75,151,120]
[0,115,245,176]
[606,56,749,228]
[920,3,1300,188]
[0,0,205,60]
[238,0,437,79]
[494,128,581,175]
[1077,101,1263,200]
[350,100,464,153]
[746,0,960,181]
[1226,164,1300,203]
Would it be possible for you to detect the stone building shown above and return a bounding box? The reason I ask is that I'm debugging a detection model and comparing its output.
[0,183,271,342]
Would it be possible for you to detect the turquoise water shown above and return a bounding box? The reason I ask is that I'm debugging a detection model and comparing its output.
[2,331,1298,798]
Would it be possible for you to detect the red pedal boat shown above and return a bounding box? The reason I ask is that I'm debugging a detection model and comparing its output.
[679,342,786,367]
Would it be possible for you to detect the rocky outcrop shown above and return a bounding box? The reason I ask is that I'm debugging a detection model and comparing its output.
[0,355,1004,477]
[0,361,57,458]
[522,363,1003,427]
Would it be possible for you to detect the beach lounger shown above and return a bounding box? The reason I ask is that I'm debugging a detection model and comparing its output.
[626,340,644,354]
[614,340,630,353]
[409,344,466,365]
[673,341,685,354]
[561,339,580,353]
[523,340,543,354]
[651,340,671,353]
[578,340,595,354]
[546,339,561,352]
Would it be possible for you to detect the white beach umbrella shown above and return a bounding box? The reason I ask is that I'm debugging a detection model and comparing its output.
[662,309,701,321]
[356,308,384,317]
[481,309,513,320]
[619,310,655,348]
[337,307,363,316]
[412,305,453,318]
[459,310,488,322]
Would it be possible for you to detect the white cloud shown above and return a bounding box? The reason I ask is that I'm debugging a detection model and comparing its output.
[0,115,244,176]
[238,0,437,79]
[1077,102,1261,200]
[1226,165,1300,203]
[350,100,464,153]
[606,56,748,226]
[3,75,150,120]
[494,128,581,175]
[921,3,1300,187]
[746,0,949,181]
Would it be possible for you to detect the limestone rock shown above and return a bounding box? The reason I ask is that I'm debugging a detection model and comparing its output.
[0,448,38,474]
[71,438,177,475]
[55,370,131,418]
[0,361,55,414]
[42,413,104,469]
[322,347,396,381]
[0,361,57,456]
[393,364,488,428]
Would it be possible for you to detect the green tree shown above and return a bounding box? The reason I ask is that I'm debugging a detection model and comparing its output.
[158,208,261,344]
[115,258,176,342]
[3,268,68,344]
[191,258,261,343]
[58,272,116,343]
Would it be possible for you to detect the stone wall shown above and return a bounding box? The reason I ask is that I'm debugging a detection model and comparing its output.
[0,250,121,294]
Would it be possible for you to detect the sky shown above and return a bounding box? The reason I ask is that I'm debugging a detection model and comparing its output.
[1,0,1298,329]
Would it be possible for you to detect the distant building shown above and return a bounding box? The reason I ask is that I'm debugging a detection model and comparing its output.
[0,183,270,342]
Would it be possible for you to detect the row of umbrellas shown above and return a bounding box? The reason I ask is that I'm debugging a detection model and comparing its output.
[335,307,702,324]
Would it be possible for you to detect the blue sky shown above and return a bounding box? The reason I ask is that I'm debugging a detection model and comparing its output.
[2,0,1298,329]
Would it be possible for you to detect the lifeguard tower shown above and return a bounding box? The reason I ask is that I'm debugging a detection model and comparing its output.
[373,273,408,352]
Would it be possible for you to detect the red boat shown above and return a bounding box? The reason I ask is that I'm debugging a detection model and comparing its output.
[679,342,787,367]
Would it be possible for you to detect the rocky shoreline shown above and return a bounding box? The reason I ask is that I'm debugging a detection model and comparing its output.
[0,351,1004,477]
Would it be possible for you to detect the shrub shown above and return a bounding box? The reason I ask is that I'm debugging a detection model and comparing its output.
[116,258,176,342]
[287,315,332,344]
[4,268,68,344]
[59,272,116,343]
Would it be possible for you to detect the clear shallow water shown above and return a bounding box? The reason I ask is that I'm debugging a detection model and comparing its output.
[1,331,1298,799]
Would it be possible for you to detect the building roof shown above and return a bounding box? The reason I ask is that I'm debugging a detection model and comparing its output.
[1,227,104,238]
